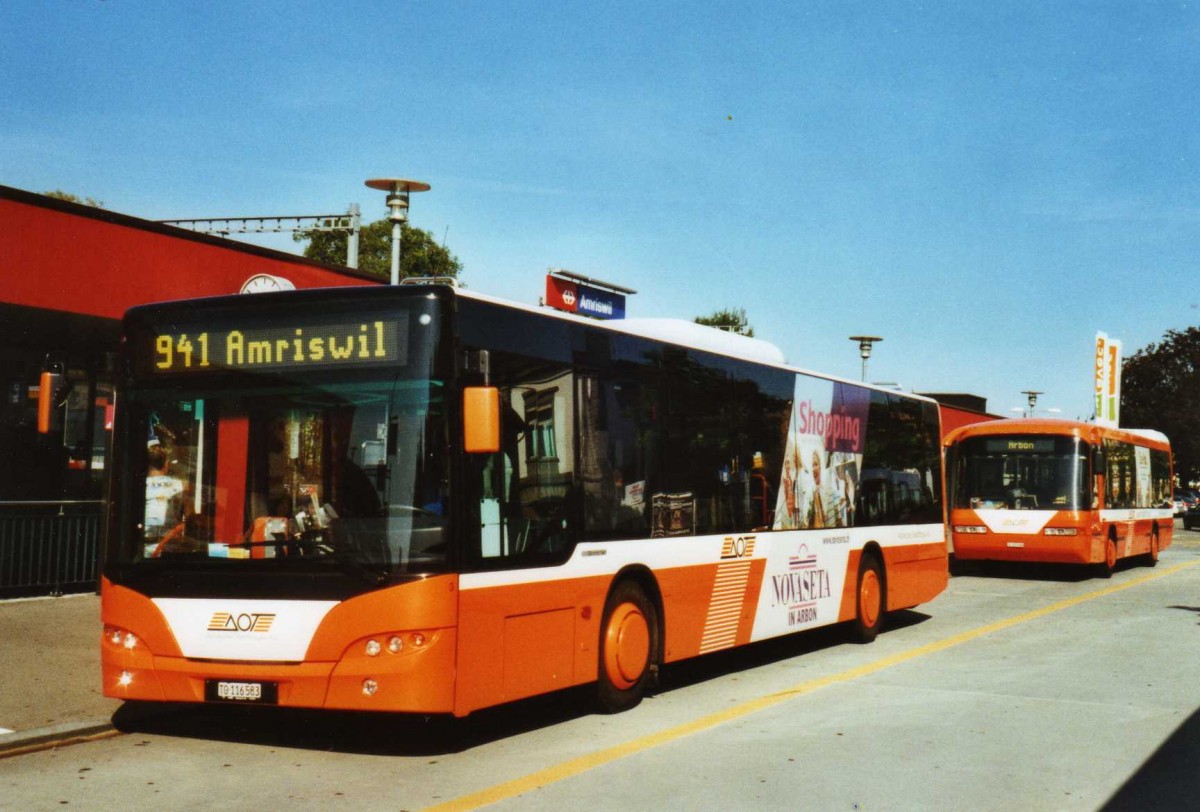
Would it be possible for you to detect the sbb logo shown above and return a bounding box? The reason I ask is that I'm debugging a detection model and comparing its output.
[561,290,576,306]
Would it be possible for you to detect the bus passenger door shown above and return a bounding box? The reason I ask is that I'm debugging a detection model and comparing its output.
[456,361,582,715]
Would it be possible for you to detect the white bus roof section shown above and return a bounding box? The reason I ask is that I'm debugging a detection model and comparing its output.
[1122,428,1171,445]
[438,286,942,404]
[454,286,787,365]
[610,318,787,365]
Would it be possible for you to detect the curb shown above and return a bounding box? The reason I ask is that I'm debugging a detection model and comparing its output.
[0,719,118,759]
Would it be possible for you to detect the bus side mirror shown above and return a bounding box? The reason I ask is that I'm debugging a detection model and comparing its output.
[37,371,62,434]
[463,386,500,454]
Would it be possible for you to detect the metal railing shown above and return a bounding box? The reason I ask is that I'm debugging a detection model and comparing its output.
[0,501,104,598]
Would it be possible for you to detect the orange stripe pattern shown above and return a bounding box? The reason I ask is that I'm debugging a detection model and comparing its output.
[699,560,752,653]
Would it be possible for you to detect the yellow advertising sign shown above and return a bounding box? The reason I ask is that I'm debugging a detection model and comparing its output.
[1094,331,1121,427]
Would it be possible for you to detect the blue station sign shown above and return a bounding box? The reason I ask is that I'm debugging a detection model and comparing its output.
[545,274,626,320]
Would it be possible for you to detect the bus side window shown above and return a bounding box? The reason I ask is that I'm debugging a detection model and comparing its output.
[1091,444,1105,509]
[468,351,577,567]
[578,373,651,540]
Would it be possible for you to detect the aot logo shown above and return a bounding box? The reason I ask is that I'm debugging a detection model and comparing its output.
[208,612,276,633]
[720,535,757,559]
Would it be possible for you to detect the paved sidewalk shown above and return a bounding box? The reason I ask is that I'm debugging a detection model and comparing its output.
[0,593,120,754]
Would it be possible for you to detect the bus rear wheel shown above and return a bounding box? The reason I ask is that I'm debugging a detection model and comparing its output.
[1146,530,1160,567]
[853,552,885,644]
[597,580,659,713]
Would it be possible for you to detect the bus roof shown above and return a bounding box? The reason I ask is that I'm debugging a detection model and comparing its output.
[942,417,1171,451]
[124,282,939,406]
[452,286,938,403]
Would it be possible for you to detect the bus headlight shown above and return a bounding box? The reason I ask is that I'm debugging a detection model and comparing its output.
[104,625,139,651]
[954,525,988,534]
[352,631,437,660]
[1044,527,1078,536]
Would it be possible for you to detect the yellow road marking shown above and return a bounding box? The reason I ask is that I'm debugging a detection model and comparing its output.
[423,560,1199,811]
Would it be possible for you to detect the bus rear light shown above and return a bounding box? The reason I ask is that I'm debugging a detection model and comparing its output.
[1044,527,1078,536]
[954,525,988,534]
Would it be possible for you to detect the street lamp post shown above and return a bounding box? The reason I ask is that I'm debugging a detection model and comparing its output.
[1021,390,1043,418]
[365,178,431,285]
[848,335,883,382]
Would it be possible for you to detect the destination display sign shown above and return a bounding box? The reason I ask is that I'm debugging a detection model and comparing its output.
[144,316,407,375]
[984,438,1056,454]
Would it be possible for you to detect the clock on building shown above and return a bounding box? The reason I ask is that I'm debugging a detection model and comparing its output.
[239,274,296,294]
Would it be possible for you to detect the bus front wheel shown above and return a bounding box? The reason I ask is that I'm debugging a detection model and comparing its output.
[1099,537,1118,579]
[1147,530,1160,567]
[853,552,885,644]
[597,580,659,713]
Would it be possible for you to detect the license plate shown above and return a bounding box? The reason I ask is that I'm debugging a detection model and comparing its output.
[219,681,260,701]
[205,679,278,704]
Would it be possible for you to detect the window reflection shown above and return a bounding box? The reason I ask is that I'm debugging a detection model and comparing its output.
[132,379,448,574]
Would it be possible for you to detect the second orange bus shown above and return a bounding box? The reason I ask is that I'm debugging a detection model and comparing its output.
[944,418,1172,577]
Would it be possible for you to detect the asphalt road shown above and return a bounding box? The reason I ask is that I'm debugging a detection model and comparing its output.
[3,528,1199,811]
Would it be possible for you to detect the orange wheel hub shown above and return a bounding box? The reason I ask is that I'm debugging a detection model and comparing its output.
[859,569,881,628]
[603,603,650,690]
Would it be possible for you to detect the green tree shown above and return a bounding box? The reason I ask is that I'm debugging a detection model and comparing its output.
[43,189,104,207]
[295,218,462,281]
[1121,326,1200,484]
[695,307,754,337]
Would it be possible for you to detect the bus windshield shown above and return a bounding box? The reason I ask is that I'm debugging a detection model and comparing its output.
[126,376,448,575]
[951,435,1089,511]
[116,293,451,579]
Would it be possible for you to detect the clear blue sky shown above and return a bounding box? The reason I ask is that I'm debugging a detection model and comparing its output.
[5,1,1198,421]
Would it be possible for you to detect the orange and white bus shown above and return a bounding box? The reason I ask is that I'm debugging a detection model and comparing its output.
[102,281,947,716]
[944,418,1172,576]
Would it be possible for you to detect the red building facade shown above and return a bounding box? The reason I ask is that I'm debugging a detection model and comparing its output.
[0,185,376,595]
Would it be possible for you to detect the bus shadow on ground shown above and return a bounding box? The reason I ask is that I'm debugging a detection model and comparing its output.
[109,613,930,756]
[949,557,1143,583]
[110,692,590,757]
[1102,706,1200,811]
[659,609,929,693]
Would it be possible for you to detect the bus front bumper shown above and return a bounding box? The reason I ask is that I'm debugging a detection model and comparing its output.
[101,629,457,714]
[952,534,1099,564]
